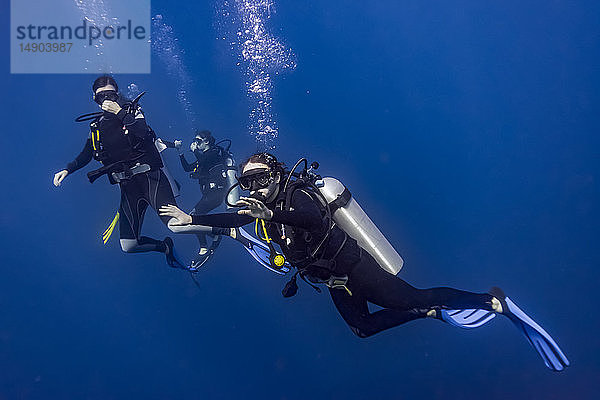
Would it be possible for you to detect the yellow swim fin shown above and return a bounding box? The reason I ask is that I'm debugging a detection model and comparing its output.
[102,211,120,244]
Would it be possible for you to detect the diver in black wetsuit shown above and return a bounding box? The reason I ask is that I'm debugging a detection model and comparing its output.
[159,152,500,335]
[53,75,195,268]
[160,153,570,371]
[162,130,238,268]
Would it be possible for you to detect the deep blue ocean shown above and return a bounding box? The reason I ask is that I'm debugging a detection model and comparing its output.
[1,0,598,399]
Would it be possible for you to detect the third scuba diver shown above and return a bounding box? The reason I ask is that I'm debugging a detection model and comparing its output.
[159,152,570,371]
[162,130,238,269]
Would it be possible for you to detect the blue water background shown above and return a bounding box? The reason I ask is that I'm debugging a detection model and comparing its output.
[0,0,598,398]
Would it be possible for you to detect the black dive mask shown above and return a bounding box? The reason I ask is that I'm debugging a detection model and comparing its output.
[94,90,119,105]
[237,168,273,191]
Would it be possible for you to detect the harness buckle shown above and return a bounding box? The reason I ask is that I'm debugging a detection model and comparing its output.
[325,275,352,295]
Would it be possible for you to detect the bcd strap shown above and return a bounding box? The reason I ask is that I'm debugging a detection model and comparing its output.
[87,161,124,183]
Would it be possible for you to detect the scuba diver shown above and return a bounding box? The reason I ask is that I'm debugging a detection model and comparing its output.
[162,130,239,269]
[52,75,203,269]
[159,152,570,372]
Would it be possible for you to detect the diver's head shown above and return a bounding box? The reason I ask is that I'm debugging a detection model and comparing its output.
[92,75,119,106]
[190,129,215,154]
[238,153,284,203]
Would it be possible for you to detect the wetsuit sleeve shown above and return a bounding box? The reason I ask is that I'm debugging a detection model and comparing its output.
[179,153,196,172]
[191,213,253,228]
[65,138,93,174]
[116,105,148,138]
[270,190,323,231]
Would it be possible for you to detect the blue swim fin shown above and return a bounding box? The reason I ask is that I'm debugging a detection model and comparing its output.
[440,308,496,329]
[490,287,570,372]
[188,235,223,272]
[235,227,291,275]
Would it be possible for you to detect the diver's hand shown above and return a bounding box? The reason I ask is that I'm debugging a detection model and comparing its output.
[53,170,69,187]
[159,204,193,225]
[101,100,122,114]
[174,140,183,150]
[236,197,273,220]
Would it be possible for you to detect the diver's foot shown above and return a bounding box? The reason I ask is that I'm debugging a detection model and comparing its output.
[189,254,210,272]
[163,237,185,269]
[229,227,256,249]
[188,236,223,272]
[409,308,439,319]
[491,297,503,313]
[188,248,211,272]
[489,287,506,313]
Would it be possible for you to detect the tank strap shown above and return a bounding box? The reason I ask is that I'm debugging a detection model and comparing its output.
[329,187,352,214]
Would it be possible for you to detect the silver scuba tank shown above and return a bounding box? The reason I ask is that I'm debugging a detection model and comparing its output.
[315,177,404,275]
[224,157,240,208]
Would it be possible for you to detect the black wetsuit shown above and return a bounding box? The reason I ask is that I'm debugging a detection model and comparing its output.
[66,107,176,252]
[191,187,495,337]
[172,145,233,248]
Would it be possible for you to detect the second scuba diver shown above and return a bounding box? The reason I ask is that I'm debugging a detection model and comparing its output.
[53,75,210,269]
[159,152,570,372]
[162,130,239,269]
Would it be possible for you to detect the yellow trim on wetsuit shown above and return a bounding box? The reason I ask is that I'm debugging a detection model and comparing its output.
[91,129,100,151]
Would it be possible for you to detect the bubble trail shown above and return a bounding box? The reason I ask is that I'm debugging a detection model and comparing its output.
[126,83,141,99]
[73,0,117,72]
[151,14,198,128]
[220,0,297,150]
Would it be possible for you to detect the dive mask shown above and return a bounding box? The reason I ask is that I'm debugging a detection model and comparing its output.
[237,168,274,191]
[94,90,119,105]
[191,136,211,152]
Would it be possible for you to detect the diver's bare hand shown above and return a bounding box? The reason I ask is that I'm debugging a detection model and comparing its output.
[236,197,273,220]
[101,100,122,114]
[159,204,192,225]
[53,170,68,187]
